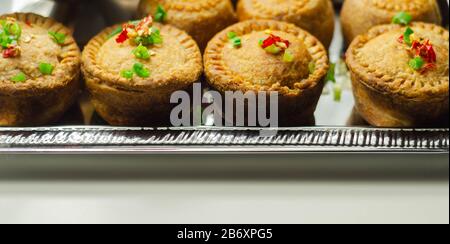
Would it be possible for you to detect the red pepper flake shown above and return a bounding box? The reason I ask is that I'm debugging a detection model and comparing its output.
[2,46,19,58]
[116,28,129,43]
[261,34,290,49]
[419,63,436,74]
[409,39,436,65]
[136,16,152,35]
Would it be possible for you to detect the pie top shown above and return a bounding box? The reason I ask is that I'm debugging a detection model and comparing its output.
[82,19,202,92]
[205,20,329,96]
[238,0,322,18]
[0,13,80,96]
[346,22,449,100]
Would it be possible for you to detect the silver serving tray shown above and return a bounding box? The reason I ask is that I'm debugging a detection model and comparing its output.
[0,0,449,156]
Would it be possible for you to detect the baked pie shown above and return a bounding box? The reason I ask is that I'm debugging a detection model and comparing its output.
[346,22,449,127]
[137,0,237,50]
[204,20,329,126]
[341,0,442,45]
[236,0,335,48]
[0,13,81,126]
[82,15,203,126]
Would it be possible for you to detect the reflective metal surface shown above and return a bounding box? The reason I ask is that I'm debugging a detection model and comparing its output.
[0,127,448,154]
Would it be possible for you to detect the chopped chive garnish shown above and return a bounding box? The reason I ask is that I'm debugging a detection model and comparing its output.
[133,44,150,60]
[154,5,167,23]
[403,27,414,46]
[9,22,21,37]
[264,44,281,54]
[135,28,163,46]
[231,38,241,47]
[121,70,134,79]
[48,31,66,45]
[0,18,22,49]
[38,62,54,75]
[392,12,413,26]
[227,32,237,39]
[227,32,241,48]
[409,57,425,70]
[11,72,26,83]
[333,84,342,102]
[308,62,316,74]
[326,62,336,83]
[258,39,264,46]
[282,50,294,63]
[133,62,150,78]
[149,28,163,44]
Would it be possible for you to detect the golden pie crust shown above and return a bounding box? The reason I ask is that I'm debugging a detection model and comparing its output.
[341,0,442,45]
[204,20,329,126]
[0,13,81,126]
[237,0,335,48]
[137,0,237,50]
[82,23,203,126]
[346,22,449,127]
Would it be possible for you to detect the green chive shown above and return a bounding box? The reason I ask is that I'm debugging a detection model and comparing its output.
[409,57,425,70]
[403,27,414,46]
[326,62,336,83]
[227,32,241,48]
[133,44,151,60]
[133,62,150,78]
[232,38,241,47]
[9,22,21,38]
[227,32,237,40]
[38,62,54,75]
[333,84,342,102]
[121,70,134,79]
[0,20,21,47]
[11,72,26,83]
[282,50,294,63]
[264,44,281,54]
[308,62,316,74]
[154,5,167,23]
[48,31,66,45]
[392,12,413,26]
[0,31,12,48]
[258,39,264,46]
[149,28,163,44]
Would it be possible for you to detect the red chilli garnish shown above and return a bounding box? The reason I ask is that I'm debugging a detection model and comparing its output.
[410,39,437,65]
[261,34,290,49]
[421,63,436,74]
[2,46,19,58]
[116,28,129,43]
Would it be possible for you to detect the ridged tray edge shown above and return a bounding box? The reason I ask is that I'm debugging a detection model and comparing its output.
[0,126,448,153]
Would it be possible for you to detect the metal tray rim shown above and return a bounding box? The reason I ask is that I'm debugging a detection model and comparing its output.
[1,126,448,154]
